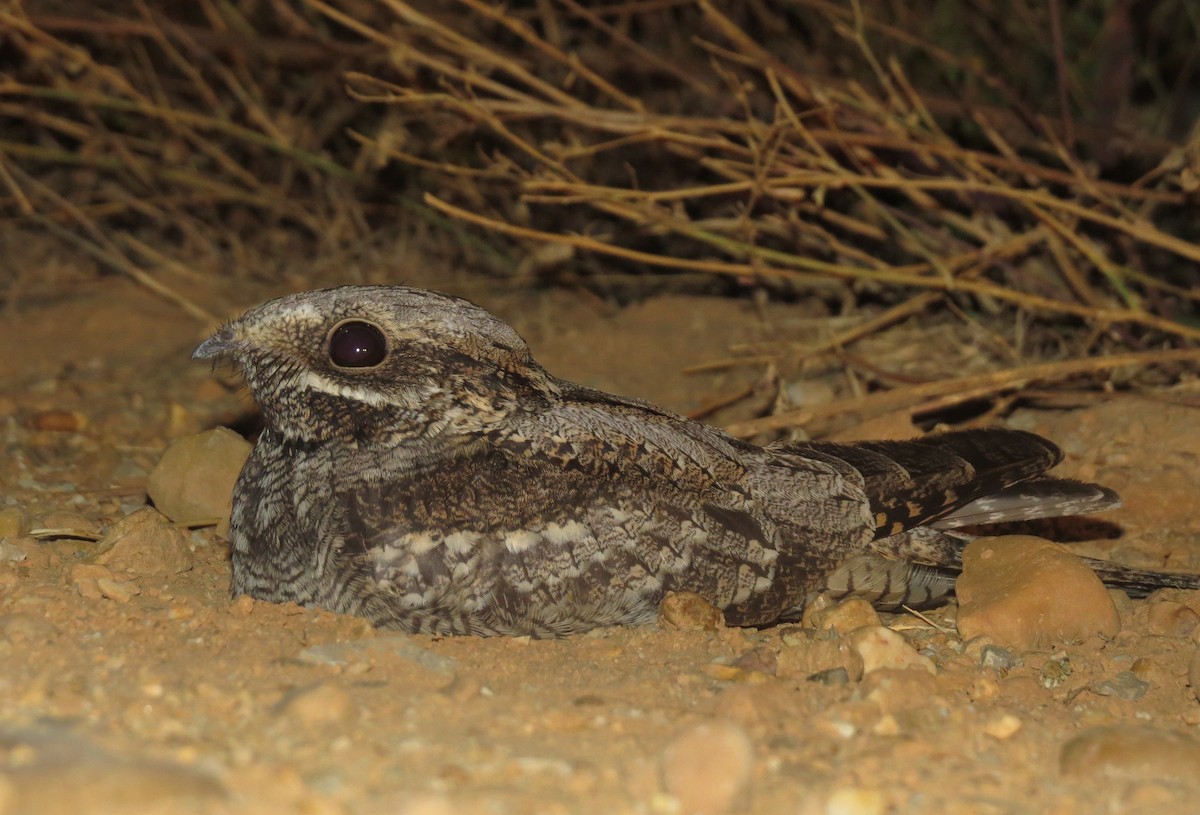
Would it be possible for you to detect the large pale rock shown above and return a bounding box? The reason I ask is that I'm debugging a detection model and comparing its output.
[956,536,1119,650]
[147,427,251,528]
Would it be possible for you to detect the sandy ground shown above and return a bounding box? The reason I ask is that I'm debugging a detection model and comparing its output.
[2,276,1200,815]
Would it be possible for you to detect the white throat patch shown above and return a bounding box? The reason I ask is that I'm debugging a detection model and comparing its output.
[295,369,394,408]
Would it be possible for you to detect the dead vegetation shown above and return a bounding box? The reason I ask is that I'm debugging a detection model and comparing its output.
[2,1,1198,435]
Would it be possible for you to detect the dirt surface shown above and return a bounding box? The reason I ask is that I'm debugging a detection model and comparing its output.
[3,277,1200,815]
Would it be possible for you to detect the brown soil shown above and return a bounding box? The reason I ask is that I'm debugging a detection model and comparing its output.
[2,277,1200,815]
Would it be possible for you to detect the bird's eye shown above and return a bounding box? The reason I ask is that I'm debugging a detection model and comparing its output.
[328,320,388,368]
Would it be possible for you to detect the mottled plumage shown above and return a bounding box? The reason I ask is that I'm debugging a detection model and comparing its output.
[194,285,1199,636]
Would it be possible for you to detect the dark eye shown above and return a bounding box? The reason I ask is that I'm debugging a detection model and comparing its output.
[328,321,387,368]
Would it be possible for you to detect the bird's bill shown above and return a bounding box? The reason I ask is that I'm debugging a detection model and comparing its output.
[193,325,239,360]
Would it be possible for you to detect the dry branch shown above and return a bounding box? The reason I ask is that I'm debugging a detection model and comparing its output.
[2,0,1197,429]
[724,348,1200,438]
[320,0,1197,431]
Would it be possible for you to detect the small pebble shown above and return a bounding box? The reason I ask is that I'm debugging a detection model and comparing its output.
[982,713,1022,740]
[807,667,851,686]
[147,427,252,528]
[96,576,140,604]
[960,635,996,661]
[849,626,935,676]
[980,645,1018,671]
[1089,671,1149,702]
[802,597,881,633]
[71,564,116,601]
[1061,725,1200,780]
[90,507,194,576]
[658,591,724,632]
[660,721,753,815]
[956,536,1119,649]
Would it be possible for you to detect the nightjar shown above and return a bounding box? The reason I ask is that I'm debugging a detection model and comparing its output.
[194,285,1199,636]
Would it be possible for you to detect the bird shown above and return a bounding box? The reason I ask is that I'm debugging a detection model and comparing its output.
[193,285,1200,636]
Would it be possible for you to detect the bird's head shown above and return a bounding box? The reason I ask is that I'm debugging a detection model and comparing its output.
[194,285,555,446]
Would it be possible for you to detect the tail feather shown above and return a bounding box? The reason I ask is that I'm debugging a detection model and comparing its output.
[935,478,1121,528]
[795,427,1200,614]
[1082,557,1200,597]
[799,428,1063,538]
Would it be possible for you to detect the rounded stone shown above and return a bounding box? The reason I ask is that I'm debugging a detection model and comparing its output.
[90,507,194,576]
[658,591,724,631]
[147,427,251,528]
[803,597,881,634]
[956,535,1119,649]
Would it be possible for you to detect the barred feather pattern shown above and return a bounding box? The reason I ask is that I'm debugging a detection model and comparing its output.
[196,286,1199,636]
